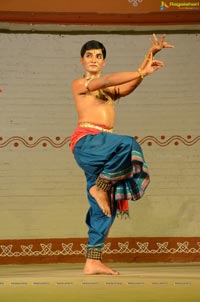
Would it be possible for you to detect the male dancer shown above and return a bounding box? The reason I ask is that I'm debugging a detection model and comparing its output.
[70,34,174,275]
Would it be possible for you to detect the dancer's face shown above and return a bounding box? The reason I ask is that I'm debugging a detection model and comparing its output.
[81,49,105,76]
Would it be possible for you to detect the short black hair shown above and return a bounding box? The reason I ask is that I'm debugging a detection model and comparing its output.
[80,40,106,59]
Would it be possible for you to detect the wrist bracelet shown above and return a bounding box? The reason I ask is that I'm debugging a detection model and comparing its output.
[137,68,144,80]
[145,54,151,61]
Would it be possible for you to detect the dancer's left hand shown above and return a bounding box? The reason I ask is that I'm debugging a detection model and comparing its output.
[150,33,174,55]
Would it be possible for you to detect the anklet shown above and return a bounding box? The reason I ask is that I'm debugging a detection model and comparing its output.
[86,248,102,260]
[96,176,112,192]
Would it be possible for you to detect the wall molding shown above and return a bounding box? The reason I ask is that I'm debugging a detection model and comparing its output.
[0,11,200,26]
[0,237,199,264]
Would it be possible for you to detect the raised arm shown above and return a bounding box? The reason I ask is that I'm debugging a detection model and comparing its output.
[81,53,164,96]
[72,34,174,98]
[111,34,174,97]
[136,34,174,74]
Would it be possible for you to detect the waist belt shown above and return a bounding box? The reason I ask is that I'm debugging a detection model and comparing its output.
[79,122,113,133]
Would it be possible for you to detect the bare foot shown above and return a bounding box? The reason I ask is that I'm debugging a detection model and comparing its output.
[84,259,119,275]
[90,185,111,217]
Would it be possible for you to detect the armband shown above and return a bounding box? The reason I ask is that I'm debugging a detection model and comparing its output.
[85,77,91,91]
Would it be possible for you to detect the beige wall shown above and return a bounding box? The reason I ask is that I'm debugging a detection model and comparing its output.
[0,31,199,240]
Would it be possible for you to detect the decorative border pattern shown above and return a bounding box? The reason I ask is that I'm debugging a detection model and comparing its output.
[0,136,71,148]
[0,238,199,264]
[0,243,85,257]
[104,241,200,255]
[0,135,199,148]
[1,241,200,257]
[138,135,200,147]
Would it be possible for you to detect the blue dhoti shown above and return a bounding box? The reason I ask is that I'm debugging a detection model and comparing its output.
[72,128,150,254]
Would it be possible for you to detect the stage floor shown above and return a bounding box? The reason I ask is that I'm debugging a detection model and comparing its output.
[0,263,200,302]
